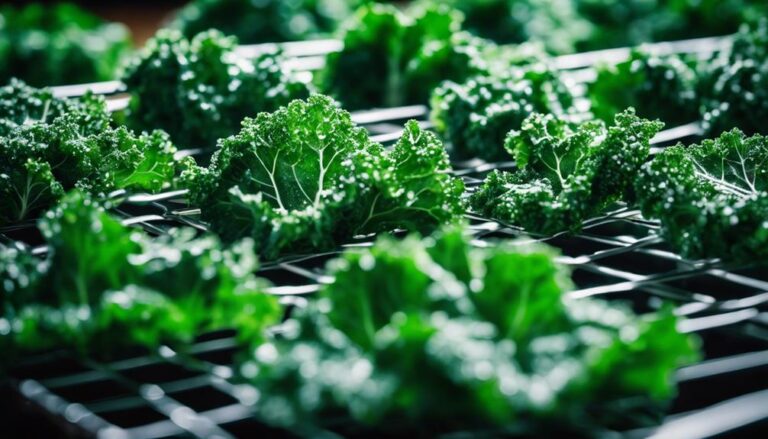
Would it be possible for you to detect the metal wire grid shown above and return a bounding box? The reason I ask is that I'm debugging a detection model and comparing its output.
[2,37,767,438]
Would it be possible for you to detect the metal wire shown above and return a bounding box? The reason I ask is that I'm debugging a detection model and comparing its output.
[4,35,767,439]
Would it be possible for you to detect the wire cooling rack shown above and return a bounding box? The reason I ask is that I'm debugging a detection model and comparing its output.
[3,36,768,438]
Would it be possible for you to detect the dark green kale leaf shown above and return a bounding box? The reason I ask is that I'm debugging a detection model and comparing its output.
[431,66,578,161]
[415,1,766,53]
[700,19,768,136]
[471,109,663,235]
[645,0,768,43]
[244,225,698,435]
[574,0,766,51]
[172,0,362,44]
[182,95,464,260]
[418,0,592,54]
[122,29,309,149]
[318,3,500,110]
[0,83,177,226]
[0,78,108,137]
[589,49,699,126]
[635,129,768,263]
[0,191,281,356]
[0,3,132,86]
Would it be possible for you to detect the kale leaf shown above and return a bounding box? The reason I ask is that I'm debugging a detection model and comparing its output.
[431,66,578,161]
[0,78,108,137]
[244,225,698,435]
[0,191,281,356]
[471,109,663,234]
[122,29,309,149]
[417,0,592,54]
[589,49,699,126]
[318,3,501,110]
[420,0,765,53]
[0,81,177,226]
[576,0,767,50]
[701,19,768,136]
[0,3,132,86]
[636,129,768,263]
[182,94,464,259]
[172,0,362,44]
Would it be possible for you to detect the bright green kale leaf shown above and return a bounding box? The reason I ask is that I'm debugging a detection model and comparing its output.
[355,120,466,236]
[431,66,577,161]
[700,19,768,136]
[0,191,280,356]
[182,95,464,259]
[318,3,497,109]
[471,109,663,235]
[508,114,604,192]
[589,49,699,126]
[172,0,362,44]
[0,3,132,86]
[636,129,768,263]
[0,84,177,226]
[244,225,698,435]
[122,29,309,149]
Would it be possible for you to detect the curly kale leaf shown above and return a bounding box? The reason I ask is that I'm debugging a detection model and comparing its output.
[508,114,604,192]
[318,3,496,110]
[0,3,132,86]
[94,128,178,193]
[182,94,376,248]
[0,79,109,137]
[0,191,280,356]
[0,87,177,225]
[636,129,768,263]
[700,19,768,136]
[471,109,663,235]
[589,49,699,126]
[182,95,464,259]
[431,66,577,161]
[355,120,466,236]
[122,29,308,149]
[245,225,698,434]
[172,0,361,44]
[0,160,65,227]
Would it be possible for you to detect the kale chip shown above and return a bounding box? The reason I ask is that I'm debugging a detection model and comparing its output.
[589,49,699,126]
[181,94,465,259]
[244,225,698,435]
[317,3,511,110]
[122,29,309,149]
[0,191,281,357]
[0,78,108,137]
[0,3,132,86]
[471,109,663,234]
[700,19,768,136]
[636,129,768,263]
[0,81,177,226]
[431,66,578,161]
